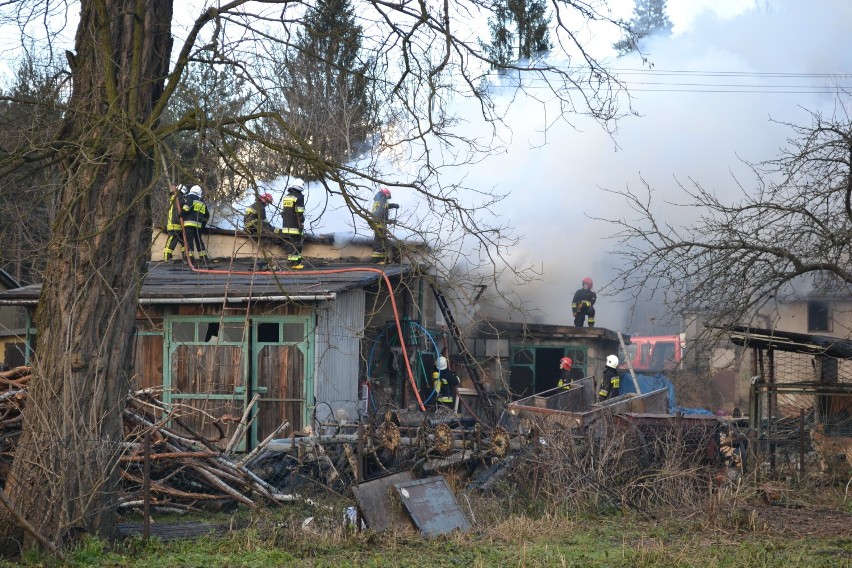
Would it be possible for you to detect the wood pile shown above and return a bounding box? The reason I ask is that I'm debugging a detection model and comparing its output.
[0,366,298,513]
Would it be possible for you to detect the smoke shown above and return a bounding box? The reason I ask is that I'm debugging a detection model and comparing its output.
[437,0,852,331]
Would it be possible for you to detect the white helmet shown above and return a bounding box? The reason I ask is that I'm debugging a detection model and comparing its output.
[606,355,619,368]
[176,184,188,195]
[436,356,448,370]
[189,185,202,197]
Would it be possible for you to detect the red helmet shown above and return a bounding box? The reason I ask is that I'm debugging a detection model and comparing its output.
[259,192,273,205]
[560,357,573,370]
[582,277,593,288]
[380,187,391,198]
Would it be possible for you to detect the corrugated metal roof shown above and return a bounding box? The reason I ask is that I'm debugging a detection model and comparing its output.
[0,260,411,304]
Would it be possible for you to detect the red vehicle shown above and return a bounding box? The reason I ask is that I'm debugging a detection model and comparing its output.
[621,334,685,373]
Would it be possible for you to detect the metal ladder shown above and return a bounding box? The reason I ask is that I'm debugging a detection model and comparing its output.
[429,283,496,423]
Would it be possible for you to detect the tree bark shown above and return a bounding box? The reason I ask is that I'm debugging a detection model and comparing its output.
[0,0,173,553]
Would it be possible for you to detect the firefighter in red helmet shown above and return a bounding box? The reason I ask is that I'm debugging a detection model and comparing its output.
[370,187,399,264]
[572,277,596,327]
[557,357,573,389]
[557,356,584,389]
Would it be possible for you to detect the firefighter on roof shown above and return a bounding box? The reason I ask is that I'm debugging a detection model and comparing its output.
[181,185,210,266]
[280,186,305,269]
[370,187,399,264]
[572,277,596,327]
[244,191,276,235]
[598,354,621,401]
[164,184,187,261]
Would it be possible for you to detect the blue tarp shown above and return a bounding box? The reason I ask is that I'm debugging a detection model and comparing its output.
[618,372,715,416]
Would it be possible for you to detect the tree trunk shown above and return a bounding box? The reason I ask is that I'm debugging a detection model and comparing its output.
[0,0,173,553]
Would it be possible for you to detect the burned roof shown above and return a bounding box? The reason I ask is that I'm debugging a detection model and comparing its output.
[0,259,412,305]
[726,325,852,359]
[473,319,623,343]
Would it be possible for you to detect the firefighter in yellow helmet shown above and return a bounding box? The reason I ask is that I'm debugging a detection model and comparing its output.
[598,355,621,401]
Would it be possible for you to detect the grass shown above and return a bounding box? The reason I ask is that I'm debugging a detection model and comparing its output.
[2,502,850,568]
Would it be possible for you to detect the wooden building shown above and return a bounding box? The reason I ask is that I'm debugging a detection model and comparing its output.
[0,269,26,368]
[464,320,624,398]
[0,229,441,451]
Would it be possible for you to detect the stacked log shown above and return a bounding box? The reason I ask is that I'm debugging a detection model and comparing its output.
[0,367,297,512]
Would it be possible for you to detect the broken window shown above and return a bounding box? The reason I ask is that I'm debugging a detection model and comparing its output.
[808,300,831,332]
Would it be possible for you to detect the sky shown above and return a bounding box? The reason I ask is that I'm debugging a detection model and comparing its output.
[418,0,852,331]
[3,0,852,333]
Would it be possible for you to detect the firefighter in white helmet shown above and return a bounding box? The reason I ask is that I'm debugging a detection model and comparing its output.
[431,353,458,409]
[598,354,621,401]
[181,185,210,266]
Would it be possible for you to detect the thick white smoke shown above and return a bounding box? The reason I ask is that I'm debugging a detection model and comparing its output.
[439,0,852,330]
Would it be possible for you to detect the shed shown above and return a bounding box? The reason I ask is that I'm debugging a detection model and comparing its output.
[0,269,26,368]
[0,253,442,450]
[465,320,624,398]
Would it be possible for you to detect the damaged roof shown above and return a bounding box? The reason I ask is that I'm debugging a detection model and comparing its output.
[726,325,852,359]
[0,259,411,305]
[472,319,624,342]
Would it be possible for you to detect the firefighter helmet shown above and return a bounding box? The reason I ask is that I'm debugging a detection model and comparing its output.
[559,357,573,371]
[176,184,188,195]
[436,356,448,370]
[380,187,391,198]
[606,354,619,368]
[259,192,273,204]
[288,185,304,194]
[189,185,202,197]
[582,277,593,288]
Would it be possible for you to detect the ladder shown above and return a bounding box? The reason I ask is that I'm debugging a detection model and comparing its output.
[429,283,496,423]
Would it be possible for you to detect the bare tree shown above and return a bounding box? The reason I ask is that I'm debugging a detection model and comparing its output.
[603,104,852,336]
[0,0,630,551]
[0,56,65,284]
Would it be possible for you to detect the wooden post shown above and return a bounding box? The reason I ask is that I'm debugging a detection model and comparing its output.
[143,429,151,541]
[355,422,365,532]
[616,331,641,395]
[799,408,806,477]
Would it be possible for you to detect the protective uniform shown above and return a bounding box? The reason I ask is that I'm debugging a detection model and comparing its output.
[556,357,582,389]
[181,185,210,265]
[244,193,275,235]
[164,185,187,261]
[572,277,597,327]
[370,188,398,263]
[279,186,305,269]
[598,355,621,401]
[432,356,455,408]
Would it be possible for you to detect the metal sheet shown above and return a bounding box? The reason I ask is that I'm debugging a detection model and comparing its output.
[393,476,470,537]
[314,289,365,423]
[351,470,414,532]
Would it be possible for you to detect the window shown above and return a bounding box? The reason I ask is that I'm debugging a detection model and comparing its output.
[808,300,830,332]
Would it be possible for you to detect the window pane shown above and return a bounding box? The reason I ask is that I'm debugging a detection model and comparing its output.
[172,322,195,342]
[283,322,304,343]
[513,349,533,365]
[257,322,280,343]
[221,322,246,342]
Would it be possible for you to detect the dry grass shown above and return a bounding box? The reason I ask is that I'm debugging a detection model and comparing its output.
[492,413,722,516]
